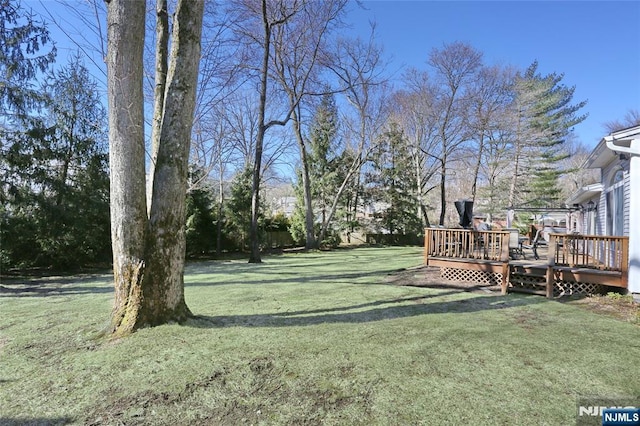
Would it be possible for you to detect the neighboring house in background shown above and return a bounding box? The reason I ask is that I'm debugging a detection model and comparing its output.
[271,196,297,218]
[566,125,640,294]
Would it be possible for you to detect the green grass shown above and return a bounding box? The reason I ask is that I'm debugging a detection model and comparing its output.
[1,246,638,425]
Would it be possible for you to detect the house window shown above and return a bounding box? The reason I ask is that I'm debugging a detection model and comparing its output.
[605,169,625,236]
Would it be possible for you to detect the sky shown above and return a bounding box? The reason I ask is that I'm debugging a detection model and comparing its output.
[347,1,640,148]
[25,0,640,150]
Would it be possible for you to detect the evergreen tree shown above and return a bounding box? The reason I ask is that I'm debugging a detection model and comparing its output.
[289,168,308,246]
[308,93,339,229]
[366,123,421,236]
[185,167,217,256]
[509,61,587,208]
[1,1,58,269]
[1,56,110,269]
[0,0,56,117]
[290,93,344,247]
[225,167,258,251]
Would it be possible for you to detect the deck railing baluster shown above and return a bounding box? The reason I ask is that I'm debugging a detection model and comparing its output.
[549,233,628,274]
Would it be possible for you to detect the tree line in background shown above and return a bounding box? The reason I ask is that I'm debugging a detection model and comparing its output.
[3,0,639,274]
[1,3,109,270]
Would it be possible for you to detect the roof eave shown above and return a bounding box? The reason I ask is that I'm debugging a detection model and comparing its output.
[565,183,603,206]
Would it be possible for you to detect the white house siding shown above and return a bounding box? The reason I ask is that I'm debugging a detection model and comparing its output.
[628,154,640,294]
[623,167,630,236]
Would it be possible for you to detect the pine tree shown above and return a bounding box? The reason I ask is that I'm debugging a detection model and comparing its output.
[290,93,343,247]
[309,93,339,229]
[289,168,308,246]
[367,123,421,236]
[509,61,587,208]
[185,167,217,256]
[0,0,56,117]
[2,56,110,269]
[225,167,258,251]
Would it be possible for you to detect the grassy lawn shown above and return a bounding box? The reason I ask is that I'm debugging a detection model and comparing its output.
[1,246,638,425]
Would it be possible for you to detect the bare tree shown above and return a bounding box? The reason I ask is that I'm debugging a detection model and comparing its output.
[427,42,482,225]
[393,70,441,227]
[466,65,513,202]
[557,137,599,197]
[320,32,390,243]
[270,0,348,249]
[106,0,204,337]
[604,109,640,133]
[147,0,170,210]
[228,0,305,262]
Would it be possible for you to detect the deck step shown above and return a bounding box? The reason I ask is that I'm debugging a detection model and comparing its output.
[511,266,546,277]
[509,286,546,296]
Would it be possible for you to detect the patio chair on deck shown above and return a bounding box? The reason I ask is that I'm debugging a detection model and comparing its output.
[507,228,524,259]
[521,229,544,260]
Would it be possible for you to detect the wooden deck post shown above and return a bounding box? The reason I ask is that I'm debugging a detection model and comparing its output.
[424,228,431,266]
[501,262,510,295]
[620,237,629,287]
[546,235,557,298]
[500,231,510,262]
[545,266,554,298]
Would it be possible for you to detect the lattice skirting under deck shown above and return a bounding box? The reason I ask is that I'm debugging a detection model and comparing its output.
[508,272,603,297]
[441,267,502,286]
[509,272,546,293]
[553,281,603,297]
[443,268,605,297]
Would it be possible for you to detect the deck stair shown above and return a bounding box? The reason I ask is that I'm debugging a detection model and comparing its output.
[509,264,547,296]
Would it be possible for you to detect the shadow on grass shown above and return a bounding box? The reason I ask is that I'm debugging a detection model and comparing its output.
[0,274,113,298]
[188,292,545,328]
[0,418,72,426]
[185,264,398,287]
[185,259,374,277]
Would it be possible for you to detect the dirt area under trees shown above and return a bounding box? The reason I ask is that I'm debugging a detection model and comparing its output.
[384,265,501,294]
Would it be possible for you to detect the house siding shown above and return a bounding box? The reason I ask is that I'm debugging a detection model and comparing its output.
[623,168,630,236]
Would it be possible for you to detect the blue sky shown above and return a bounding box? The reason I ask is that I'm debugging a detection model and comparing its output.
[348,1,640,148]
[26,0,640,150]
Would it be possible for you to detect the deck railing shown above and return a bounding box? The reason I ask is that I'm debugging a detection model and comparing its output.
[548,233,629,273]
[424,228,510,263]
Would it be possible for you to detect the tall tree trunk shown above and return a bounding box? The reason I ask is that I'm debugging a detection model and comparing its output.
[352,164,361,233]
[292,111,316,249]
[249,0,271,264]
[107,0,204,336]
[318,163,359,244]
[106,0,148,335]
[414,149,429,227]
[216,156,223,256]
[508,117,524,208]
[470,133,485,202]
[147,0,169,211]
[142,0,203,326]
[508,145,522,208]
[438,155,446,226]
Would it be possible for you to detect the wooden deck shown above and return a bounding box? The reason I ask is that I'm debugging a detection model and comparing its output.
[424,228,629,298]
